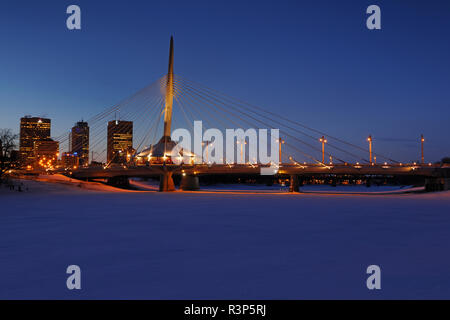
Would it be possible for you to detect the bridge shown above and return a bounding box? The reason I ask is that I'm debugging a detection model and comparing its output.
[55,37,450,192]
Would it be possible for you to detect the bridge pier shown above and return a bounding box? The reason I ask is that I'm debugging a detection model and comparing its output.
[289,175,300,192]
[159,171,175,192]
[180,175,200,191]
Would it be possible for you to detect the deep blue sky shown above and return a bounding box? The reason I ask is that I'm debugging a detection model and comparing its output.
[1,0,449,162]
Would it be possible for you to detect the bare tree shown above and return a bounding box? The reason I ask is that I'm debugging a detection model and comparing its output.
[0,129,19,180]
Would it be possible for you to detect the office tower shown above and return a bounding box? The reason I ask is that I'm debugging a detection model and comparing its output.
[34,138,59,169]
[19,116,51,166]
[71,121,89,166]
[107,120,133,164]
[61,152,79,168]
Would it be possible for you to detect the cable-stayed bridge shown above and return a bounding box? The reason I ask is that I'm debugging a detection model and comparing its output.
[54,37,449,192]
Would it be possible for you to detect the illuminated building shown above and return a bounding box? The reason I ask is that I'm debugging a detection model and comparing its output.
[19,116,51,166]
[71,121,89,166]
[107,120,133,163]
[34,138,59,170]
[62,152,79,168]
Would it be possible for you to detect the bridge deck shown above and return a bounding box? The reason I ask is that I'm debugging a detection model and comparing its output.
[67,163,446,179]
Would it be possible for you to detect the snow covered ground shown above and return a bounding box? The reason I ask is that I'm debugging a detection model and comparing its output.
[131,178,423,194]
[1,177,450,299]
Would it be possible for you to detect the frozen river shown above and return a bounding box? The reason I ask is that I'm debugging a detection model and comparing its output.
[1,178,450,299]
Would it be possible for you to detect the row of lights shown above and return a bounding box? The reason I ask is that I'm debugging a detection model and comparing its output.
[134,134,430,168]
[319,134,428,165]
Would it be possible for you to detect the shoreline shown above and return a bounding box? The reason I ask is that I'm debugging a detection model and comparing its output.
[0,174,433,197]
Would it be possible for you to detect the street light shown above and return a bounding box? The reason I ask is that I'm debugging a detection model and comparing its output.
[278,138,285,165]
[367,135,373,164]
[237,140,246,164]
[421,134,425,164]
[319,136,327,163]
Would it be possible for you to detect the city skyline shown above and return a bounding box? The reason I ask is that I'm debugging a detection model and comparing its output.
[1,0,450,163]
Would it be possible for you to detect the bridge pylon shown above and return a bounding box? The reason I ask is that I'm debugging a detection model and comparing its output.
[159,36,176,192]
[163,35,174,140]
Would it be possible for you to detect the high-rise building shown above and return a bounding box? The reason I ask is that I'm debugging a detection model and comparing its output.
[34,138,59,169]
[71,121,89,166]
[107,120,133,163]
[62,152,79,168]
[19,116,51,166]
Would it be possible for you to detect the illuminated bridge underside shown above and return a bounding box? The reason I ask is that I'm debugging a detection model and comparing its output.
[69,164,445,179]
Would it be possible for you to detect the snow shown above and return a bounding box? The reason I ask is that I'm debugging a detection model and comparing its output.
[1,177,450,299]
[131,179,423,194]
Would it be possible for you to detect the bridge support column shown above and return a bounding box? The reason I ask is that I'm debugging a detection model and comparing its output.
[180,175,200,191]
[159,171,175,192]
[289,175,300,192]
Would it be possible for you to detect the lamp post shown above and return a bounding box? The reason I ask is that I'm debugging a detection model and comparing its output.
[319,136,327,163]
[278,138,285,165]
[367,135,373,164]
[237,140,246,164]
[421,134,425,164]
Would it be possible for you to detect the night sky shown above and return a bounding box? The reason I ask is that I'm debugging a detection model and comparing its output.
[1,0,449,162]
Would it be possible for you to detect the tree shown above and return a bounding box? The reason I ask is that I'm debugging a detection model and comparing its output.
[0,129,19,181]
[441,157,450,164]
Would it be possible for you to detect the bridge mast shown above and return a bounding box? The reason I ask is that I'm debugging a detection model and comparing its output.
[163,36,174,139]
[158,36,176,192]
